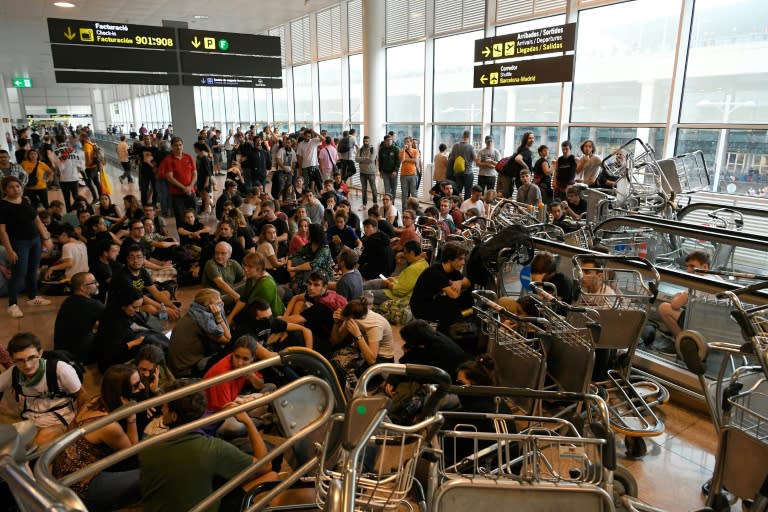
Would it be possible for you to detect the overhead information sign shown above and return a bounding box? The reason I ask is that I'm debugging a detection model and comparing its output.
[47,18,283,88]
[48,18,176,49]
[474,23,576,62]
[178,29,280,56]
[473,55,574,88]
[182,75,283,88]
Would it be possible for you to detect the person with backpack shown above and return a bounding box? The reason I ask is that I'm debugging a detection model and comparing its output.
[498,131,535,200]
[337,129,357,182]
[0,332,88,447]
[447,130,477,200]
[378,134,400,199]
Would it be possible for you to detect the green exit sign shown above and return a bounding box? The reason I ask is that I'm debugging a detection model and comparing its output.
[46,108,57,114]
[12,77,32,88]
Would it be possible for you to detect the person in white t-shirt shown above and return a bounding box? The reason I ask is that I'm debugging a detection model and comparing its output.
[0,332,87,446]
[44,223,89,282]
[331,297,395,366]
[296,128,323,193]
[460,185,485,216]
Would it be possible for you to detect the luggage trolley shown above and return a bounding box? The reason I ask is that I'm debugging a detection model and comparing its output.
[678,281,768,511]
[472,290,548,414]
[428,387,636,512]
[571,254,667,458]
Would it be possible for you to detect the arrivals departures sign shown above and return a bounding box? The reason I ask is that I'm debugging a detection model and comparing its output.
[473,23,576,63]
[473,55,575,89]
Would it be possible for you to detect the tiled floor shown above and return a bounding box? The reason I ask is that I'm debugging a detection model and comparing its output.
[0,163,744,511]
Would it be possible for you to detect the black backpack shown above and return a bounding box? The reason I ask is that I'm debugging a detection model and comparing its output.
[338,136,351,154]
[11,350,85,406]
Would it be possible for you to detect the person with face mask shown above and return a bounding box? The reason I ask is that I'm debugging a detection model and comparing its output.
[53,272,105,365]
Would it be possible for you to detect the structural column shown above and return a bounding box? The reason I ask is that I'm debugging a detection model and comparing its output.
[163,19,198,146]
[362,0,386,143]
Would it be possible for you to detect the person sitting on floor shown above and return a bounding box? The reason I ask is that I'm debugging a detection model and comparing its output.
[358,218,394,280]
[202,241,245,309]
[53,272,104,365]
[330,249,363,301]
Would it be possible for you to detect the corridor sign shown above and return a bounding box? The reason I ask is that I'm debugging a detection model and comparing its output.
[474,23,576,62]
[473,55,574,88]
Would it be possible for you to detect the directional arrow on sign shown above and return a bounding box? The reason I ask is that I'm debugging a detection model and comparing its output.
[480,75,488,84]
[64,27,76,40]
[191,37,201,48]
[13,79,23,87]
[482,47,490,58]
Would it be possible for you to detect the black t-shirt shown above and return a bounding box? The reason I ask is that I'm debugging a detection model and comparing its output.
[567,198,587,217]
[90,259,116,302]
[140,146,159,177]
[111,265,154,296]
[237,226,256,251]
[399,330,467,377]
[118,237,153,264]
[409,264,463,318]
[179,221,209,246]
[87,231,113,265]
[546,272,575,305]
[533,157,551,190]
[251,316,288,344]
[0,199,38,240]
[555,155,577,188]
[53,294,105,363]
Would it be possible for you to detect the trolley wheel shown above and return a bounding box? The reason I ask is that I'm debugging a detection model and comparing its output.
[709,492,731,512]
[624,435,648,458]
[613,464,639,502]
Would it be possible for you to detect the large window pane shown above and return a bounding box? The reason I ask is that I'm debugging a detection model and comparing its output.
[273,69,290,124]
[293,64,314,123]
[319,59,343,122]
[677,128,768,195]
[489,126,559,158]
[680,0,768,123]
[320,124,343,138]
[493,16,565,123]
[433,125,481,154]
[571,0,680,123]
[568,127,666,163]
[434,32,483,123]
[222,88,239,128]
[211,88,225,127]
[386,124,423,148]
[386,42,425,122]
[254,89,269,125]
[349,54,363,122]
[238,88,255,127]
[200,88,213,126]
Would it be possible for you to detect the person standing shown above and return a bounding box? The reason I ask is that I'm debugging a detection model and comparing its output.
[476,135,501,193]
[553,141,577,200]
[138,134,159,207]
[0,149,28,195]
[296,128,323,194]
[159,137,197,228]
[432,143,449,183]
[20,148,52,209]
[378,134,400,199]
[356,135,377,210]
[52,133,82,211]
[79,132,101,203]
[0,176,53,318]
[399,137,420,211]
[576,139,601,187]
[117,134,132,184]
[447,130,477,200]
[499,132,535,199]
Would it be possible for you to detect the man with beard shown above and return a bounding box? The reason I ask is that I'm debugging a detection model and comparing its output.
[53,272,105,364]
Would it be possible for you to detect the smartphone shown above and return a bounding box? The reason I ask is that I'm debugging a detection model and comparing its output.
[379,274,387,280]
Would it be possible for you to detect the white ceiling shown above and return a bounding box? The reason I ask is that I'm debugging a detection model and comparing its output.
[0,0,341,90]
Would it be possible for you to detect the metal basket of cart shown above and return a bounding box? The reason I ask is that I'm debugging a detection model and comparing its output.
[465,224,536,298]
[489,198,544,228]
[570,255,667,458]
[427,386,641,512]
[315,363,451,512]
[595,228,657,259]
[472,290,548,414]
[562,225,595,250]
[676,279,768,512]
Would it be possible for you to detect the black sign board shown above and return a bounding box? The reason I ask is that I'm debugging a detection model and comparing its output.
[178,29,280,56]
[48,18,177,50]
[55,70,180,85]
[52,45,178,72]
[473,55,574,89]
[474,23,575,63]
[181,75,283,88]
[179,52,281,77]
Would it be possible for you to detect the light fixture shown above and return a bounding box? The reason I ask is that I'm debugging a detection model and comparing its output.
[53,1,76,7]
[193,15,208,19]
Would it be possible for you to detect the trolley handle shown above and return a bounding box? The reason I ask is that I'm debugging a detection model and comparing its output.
[716,280,768,299]
[472,290,551,327]
[355,363,452,419]
[572,254,661,282]
[529,281,600,317]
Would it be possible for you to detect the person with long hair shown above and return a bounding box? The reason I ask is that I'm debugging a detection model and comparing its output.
[499,131,535,199]
[287,222,333,295]
[0,176,53,318]
[331,296,394,367]
[227,207,256,254]
[97,193,122,226]
[289,217,310,256]
[20,147,52,209]
[576,139,601,187]
[52,364,143,511]
[257,223,288,282]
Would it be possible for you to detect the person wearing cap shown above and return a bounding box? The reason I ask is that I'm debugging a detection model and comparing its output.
[476,135,501,193]
[447,130,478,200]
[516,169,542,206]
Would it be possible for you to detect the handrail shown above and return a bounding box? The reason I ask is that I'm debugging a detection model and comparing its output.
[34,351,340,511]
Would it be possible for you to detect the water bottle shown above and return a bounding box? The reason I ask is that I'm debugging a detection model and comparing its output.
[158,305,169,331]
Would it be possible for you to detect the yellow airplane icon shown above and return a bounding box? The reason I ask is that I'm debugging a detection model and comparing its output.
[492,43,502,58]
[504,41,515,56]
[490,72,499,85]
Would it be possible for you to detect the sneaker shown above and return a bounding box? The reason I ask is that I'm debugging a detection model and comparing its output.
[26,296,52,306]
[652,333,677,356]
[8,304,23,318]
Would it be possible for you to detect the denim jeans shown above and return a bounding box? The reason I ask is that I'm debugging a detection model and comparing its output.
[8,237,41,305]
[84,468,141,511]
[455,172,475,199]
[156,178,170,214]
[171,194,196,228]
[381,172,398,199]
[84,167,101,202]
[359,173,378,206]
[400,175,418,211]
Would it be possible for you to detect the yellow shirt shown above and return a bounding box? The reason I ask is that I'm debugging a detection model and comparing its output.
[21,160,51,190]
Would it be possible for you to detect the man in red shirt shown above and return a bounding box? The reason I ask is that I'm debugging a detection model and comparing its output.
[159,137,197,227]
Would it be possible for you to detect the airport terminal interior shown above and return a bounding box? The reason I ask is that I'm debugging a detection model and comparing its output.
[0,0,767,510]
